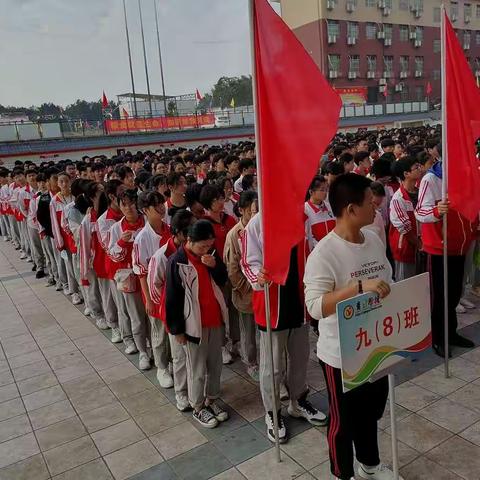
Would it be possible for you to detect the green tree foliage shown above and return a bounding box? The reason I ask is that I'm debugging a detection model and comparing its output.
[198,76,253,111]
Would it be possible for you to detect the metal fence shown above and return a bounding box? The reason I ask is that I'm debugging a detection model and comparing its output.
[0,102,431,142]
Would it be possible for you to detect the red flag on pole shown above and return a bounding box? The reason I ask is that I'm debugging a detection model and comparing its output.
[102,91,109,109]
[383,83,388,98]
[253,0,341,285]
[444,12,480,221]
[195,89,203,101]
[426,81,433,96]
[122,108,129,119]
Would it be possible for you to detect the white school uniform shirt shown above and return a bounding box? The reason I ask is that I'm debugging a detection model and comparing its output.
[234,175,244,193]
[304,200,336,251]
[304,230,393,368]
[223,198,237,220]
[132,220,170,277]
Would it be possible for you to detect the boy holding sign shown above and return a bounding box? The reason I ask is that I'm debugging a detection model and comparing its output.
[304,174,401,480]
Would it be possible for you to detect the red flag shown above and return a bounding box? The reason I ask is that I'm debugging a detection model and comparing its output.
[253,0,341,285]
[102,91,109,109]
[195,89,203,101]
[445,11,480,221]
[383,83,388,98]
[426,81,432,96]
[122,107,129,119]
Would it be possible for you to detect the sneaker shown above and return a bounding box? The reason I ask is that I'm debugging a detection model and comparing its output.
[208,401,229,422]
[45,278,56,287]
[96,317,109,330]
[2,236,8,241]
[63,287,72,296]
[156,368,174,388]
[279,383,289,401]
[193,407,218,428]
[83,307,92,317]
[35,269,45,279]
[71,293,83,305]
[26,256,33,263]
[31,263,36,271]
[55,283,63,291]
[139,352,151,370]
[247,365,260,382]
[460,297,475,309]
[456,304,467,314]
[176,395,191,412]
[19,251,27,259]
[111,327,122,343]
[288,392,328,426]
[358,463,404,480]
[265,411,287,444]
[222,346,233,365]
[450,333,475,348]
[124,341,138,355]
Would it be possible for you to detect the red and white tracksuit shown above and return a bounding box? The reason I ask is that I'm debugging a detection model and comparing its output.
[304,200,336,251]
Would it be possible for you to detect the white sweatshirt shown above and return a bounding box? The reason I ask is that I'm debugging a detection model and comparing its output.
[304,229,392,368]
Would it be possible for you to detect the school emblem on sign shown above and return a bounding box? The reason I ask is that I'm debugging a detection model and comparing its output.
[343,305,354,320]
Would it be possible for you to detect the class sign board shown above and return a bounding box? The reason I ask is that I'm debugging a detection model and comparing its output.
[336,273,431,393]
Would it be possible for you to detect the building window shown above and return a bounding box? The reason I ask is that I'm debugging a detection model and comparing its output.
[400,56,409,73]
[415,56,424,74]
[415,26,424,41]
[367,55,377,73]
[384,55,394,76]
[349,55,360,74]
[415,86,425,101]
[475,58,480,72]
[433,70,441,80]
[433,7,441,23]
[384,24,393,40]
[384,0,393,8]
[465,3,472,21]
[365,0,376,6]
[399,25,409,42]
[347,22,359,39]
[400,85,409,101]
[366,22,377,40]
[327,20,340,38]
[465,31,471,47]
[433,39,441,53]
[451,2,458,20]
[328,54,341,72]
[477,5,480,19]
[399,0,409,10]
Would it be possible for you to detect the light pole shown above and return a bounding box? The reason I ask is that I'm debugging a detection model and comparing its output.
[138,0,153,117]
[122,0,138,117]
[153,0,168,116]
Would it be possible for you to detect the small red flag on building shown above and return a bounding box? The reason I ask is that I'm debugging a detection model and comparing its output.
[444,11,480,221]
[383,83,388,98]
[102,91,109,109]
[195,89,203,101]
[426,81,433,96]
[252,0,342,284]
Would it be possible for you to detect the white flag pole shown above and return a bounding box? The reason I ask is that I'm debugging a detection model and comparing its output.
[440,4,450,377]
[247,0,281,462]
[388,374,400,480]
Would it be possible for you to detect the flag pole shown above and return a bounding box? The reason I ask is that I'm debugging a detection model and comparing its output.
[153,0,168,116]
[138,0,153,117]
[248,0,281,463]
[441,5,450,378]
[122,0,138,118]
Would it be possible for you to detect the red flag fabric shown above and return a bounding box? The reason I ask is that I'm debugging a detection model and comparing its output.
[195,89,203,101]
[383,83,388,98]
[102,91,109,109]
[426,81,432,96]
[445,12,480,221]
[253,0,342,285]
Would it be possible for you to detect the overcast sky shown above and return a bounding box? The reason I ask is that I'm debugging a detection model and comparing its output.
[0,0,281,107]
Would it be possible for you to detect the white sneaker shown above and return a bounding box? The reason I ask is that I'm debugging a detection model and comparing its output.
[209,401,229,422]
[111,327,122,343]
[19,251,27,259]
[279,383,289,401]
[222,346,233,365]
[83,307,92,317]
[247,365,260,382]
[26,256,33,263]
[55,283,63,291]
[124,341,138,355]
[358,463,404,480]
[287,393,328,426]
[63,287,72,296]
[176,395,191,412]
[265,411,287,444]
[460,297,475,309]
[71,293,83,305]
[45,278,56,287]
[456,304,467,314]
[156,368,174,388]
[96,317,109,330]
[3,236,8,241]
[139,352,151,370]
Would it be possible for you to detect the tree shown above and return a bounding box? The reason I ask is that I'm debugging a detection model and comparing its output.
[210,76,253,109]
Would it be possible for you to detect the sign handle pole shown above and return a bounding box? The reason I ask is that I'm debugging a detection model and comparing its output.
[388,374,400,480]
[264,284,281,462]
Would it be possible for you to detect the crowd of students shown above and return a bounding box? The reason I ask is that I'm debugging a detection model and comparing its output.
[0,126,476,480]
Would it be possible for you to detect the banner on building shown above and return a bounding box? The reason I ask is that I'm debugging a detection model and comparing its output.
[105,113,215,134]
[334,87,368,106]
[336,273,431,393]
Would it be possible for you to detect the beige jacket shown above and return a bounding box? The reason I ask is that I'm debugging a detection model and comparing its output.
[223,220,253,314]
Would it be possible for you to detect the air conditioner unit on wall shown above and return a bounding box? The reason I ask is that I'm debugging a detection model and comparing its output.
[326,0,335,10]
[384,38,392,46]
[346,3,355,13]
[395,84,403,92]
[415,70,423,77]
[409,31,417,40]
[348,71,357,79]
[367,71,376,79]
[383,8,391,16]
[465,15,471,23]
[414,39,422,47]
[328,35,337,44]
[377,30,385,39]
[400,71,408,78]
[347,36,357,45]
[329,70,338,79]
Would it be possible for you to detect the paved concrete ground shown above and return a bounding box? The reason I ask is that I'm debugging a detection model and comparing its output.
[0,238,480,480]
